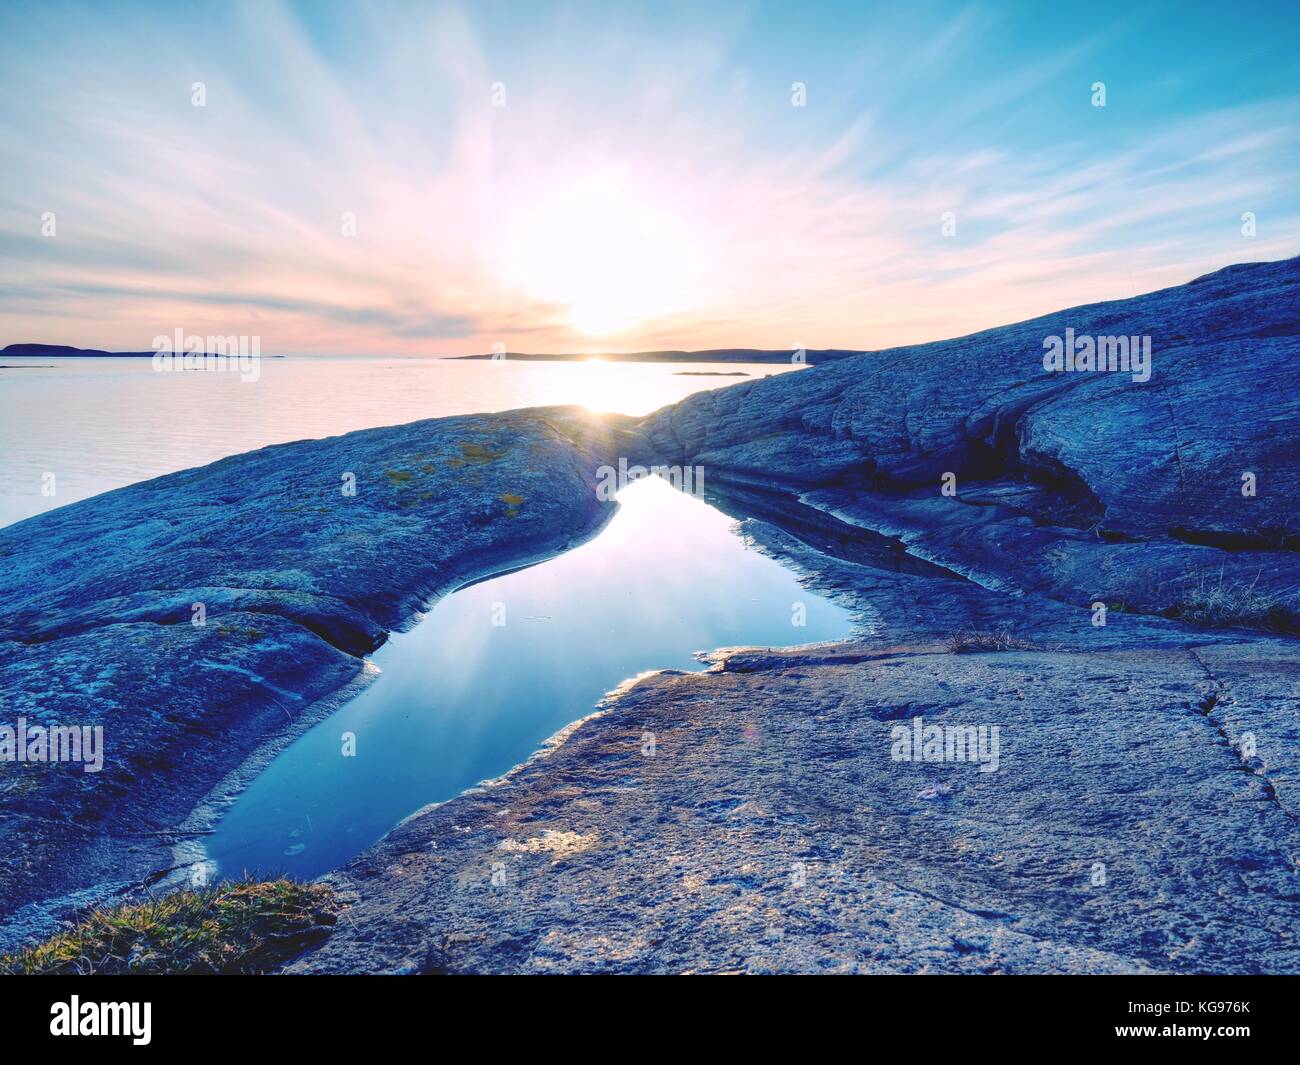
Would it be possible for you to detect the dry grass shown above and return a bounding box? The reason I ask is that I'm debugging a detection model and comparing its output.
[947,628,1044,654]
[1166,568,1299,632]
[0,877,335,975]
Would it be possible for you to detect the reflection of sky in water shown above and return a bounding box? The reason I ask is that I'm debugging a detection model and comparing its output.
[207,476,853,879]
[0,357,798,526]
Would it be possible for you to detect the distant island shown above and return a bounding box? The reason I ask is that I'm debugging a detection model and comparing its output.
[2,343,160,358]
[3,343,857,364]
[451,348,864,364]
[2,343,284,359]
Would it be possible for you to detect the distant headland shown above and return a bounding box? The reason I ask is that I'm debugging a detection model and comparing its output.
[1,343,159,358]
[1,343,284,360]
[451,348,863,364]
[2,343,861,364]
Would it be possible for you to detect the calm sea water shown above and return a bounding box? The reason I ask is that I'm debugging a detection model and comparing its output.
[0,357,797,528]
[206,475,853,880]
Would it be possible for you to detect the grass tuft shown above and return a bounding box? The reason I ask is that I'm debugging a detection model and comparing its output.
[1165,568,1299,632]
[0,877,335,975]
[947,628,1044,654]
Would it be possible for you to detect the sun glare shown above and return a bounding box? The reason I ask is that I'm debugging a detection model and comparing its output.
[501,170,706,337]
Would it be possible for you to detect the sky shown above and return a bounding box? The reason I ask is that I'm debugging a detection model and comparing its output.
[1,0,1298,355]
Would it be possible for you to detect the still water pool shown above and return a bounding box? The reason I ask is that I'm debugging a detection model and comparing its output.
[205,475,854,879]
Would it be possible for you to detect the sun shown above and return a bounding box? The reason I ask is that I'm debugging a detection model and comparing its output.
[500,169,705,337]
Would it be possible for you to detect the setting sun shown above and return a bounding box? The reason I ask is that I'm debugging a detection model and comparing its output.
[500,169,708,337]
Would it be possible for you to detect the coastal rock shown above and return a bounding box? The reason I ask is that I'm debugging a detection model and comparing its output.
[292,639,1300,974]
[293,258,1300,973]
[0,407,634,944]
[5,259,1300,973]
[638,258,1300,625]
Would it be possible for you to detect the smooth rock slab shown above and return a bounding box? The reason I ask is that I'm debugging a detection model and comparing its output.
[0,406,634,946]
[292,641,1300,974]
[638,258,1300,626]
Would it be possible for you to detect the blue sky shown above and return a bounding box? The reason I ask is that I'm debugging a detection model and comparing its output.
[1,0,1297,353]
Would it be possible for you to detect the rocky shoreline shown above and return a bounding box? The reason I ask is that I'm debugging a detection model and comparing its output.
[0,408,636,949]
[292,637,1299,974]
[3,258,1299,971]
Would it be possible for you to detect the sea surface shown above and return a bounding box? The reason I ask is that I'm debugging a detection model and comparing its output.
[0,356,798,528]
